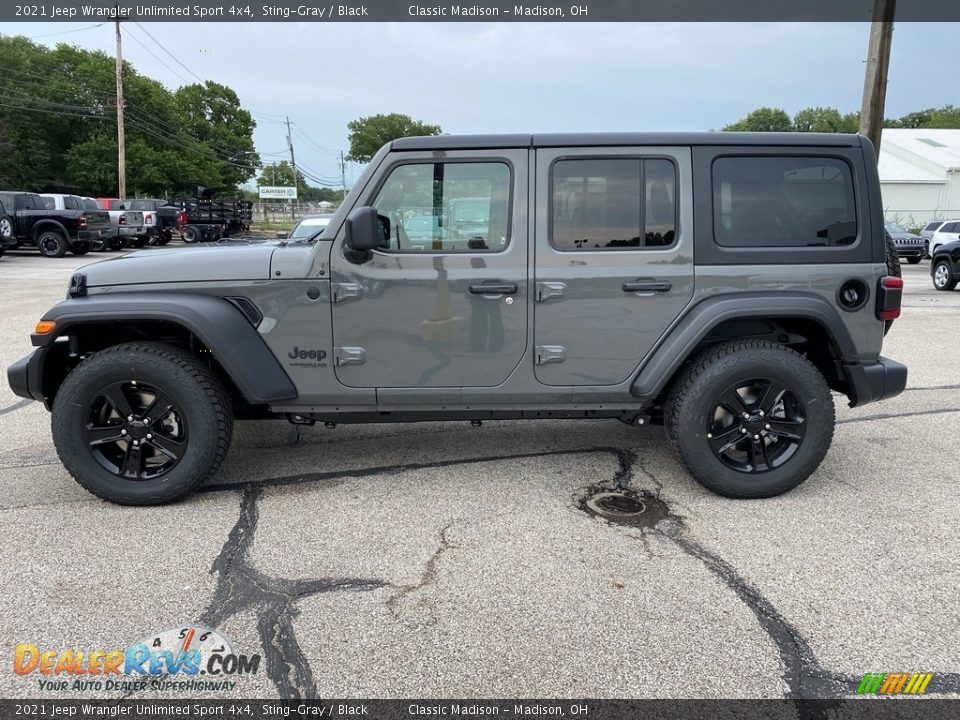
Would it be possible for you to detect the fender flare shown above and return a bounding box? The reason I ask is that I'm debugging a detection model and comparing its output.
[32,292,297,404]
[31,219,70,241]
[630,292,860,399]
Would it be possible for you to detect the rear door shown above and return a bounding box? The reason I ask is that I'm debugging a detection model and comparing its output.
[533,147,694,386]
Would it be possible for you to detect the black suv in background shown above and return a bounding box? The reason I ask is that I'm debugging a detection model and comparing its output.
[0,191,110,257]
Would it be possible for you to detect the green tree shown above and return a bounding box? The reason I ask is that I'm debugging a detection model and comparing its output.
[793,107,859,133]
[346,113,441,163]
[723,107,794,132]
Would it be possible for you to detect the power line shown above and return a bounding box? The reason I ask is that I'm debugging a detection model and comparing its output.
[22,24,105,40]
[132,22,205,83]
[122,25,191,85]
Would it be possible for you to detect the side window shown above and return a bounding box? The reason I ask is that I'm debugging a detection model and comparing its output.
[550,157,677,251]
[925,222,942,231]
[371,162,511,254]
[41,197,55,210]
[64,196,80,210]
[713,156,857,248]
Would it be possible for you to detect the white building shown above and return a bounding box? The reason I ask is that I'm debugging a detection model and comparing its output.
[877,129,960,228]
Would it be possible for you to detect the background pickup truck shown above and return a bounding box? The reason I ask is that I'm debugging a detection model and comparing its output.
[40,194,114,252]
[95,197,146,249]
[124,198,184,245]
[0,190,110,257]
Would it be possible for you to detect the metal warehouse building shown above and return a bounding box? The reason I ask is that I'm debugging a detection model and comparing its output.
[878,129,960,228]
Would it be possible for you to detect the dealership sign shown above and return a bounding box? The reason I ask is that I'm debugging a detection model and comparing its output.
[258,186,298,199]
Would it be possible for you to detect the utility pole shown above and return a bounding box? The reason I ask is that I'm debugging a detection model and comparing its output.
[285,116,297,217]
[114,6,127,198]
[859,0,896,155]
[340,151,348,202]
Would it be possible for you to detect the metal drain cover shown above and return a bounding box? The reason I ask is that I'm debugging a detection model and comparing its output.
[586,492,647,517]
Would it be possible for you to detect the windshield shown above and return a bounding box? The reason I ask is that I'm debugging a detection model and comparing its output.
[82,199,100,211]
[885,222,907,233]
[289,216,331,240]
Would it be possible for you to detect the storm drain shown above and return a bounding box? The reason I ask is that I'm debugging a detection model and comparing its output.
[581,490,670,529]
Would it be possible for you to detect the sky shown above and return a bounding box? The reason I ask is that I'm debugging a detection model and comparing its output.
[4,21,959,189]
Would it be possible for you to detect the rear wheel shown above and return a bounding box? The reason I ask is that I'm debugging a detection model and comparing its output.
[933,261,957,291]
[182,226,200,243]
[906,256,922,264]
[70,242,91,256]
[665,340,834,499]
[883,234,901,335]
[52,342,233,505]
[36,229,68,258]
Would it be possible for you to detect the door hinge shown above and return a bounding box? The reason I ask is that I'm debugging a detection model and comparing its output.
[333,347,366,367]
[535,345,566,365]
[536,281,566,302]
[332,282,363,303]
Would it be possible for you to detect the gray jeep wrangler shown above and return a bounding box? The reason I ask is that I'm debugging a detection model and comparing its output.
[7,133,907,505]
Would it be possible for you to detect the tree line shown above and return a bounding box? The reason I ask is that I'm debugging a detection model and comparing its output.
[723,105,960,133]
[0,34,259,197]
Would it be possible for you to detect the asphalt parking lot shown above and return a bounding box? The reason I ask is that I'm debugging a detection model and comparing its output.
[1,246,958,701]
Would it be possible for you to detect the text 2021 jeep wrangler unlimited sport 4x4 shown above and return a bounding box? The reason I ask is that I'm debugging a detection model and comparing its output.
[7,133,907,505]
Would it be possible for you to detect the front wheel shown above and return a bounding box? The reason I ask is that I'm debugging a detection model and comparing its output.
[52,342,233,505]
[665,340,834,499]
[906,256,922,265]
[933,261,957,291]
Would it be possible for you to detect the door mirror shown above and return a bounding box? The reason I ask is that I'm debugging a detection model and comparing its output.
[344,206,390,263]
[276,231,288,239]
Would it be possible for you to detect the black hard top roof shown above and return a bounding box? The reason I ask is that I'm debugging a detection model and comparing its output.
[391,132,863,151]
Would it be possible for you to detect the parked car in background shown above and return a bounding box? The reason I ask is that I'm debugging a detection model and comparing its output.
[124,199,183,245]
[0,190,110,257]
[928,220,960,259]
[277,214,334,243]
[921,220,946,242]
[883,221,925,264]
[931,239,960,291]
[0,197,14,257]
[95,198,146,248]
[40,194,113,251]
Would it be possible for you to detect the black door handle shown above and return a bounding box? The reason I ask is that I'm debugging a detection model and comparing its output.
[469,283,518,295]
[623,280,672,293]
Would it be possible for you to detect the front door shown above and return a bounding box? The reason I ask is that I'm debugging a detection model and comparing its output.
[329,150,528,390]
[533,147,694,386]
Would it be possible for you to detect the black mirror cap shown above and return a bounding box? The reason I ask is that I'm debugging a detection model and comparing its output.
[345,206,380,252]
[276,231,288,239]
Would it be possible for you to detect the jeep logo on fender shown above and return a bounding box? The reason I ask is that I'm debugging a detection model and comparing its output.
[287,346,328,369]
[288,346,327,361]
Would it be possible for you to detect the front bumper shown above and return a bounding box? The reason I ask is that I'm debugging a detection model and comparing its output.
[895,246,924,258]
[7,349,46,404]
[843,356,908,407]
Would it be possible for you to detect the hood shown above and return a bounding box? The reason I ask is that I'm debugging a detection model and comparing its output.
[82,244,277,287]
[887,230,922,241]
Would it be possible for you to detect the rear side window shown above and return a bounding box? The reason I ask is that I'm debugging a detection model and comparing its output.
[942,222,960,233]
[41,197,55,210]
[925,222,943,231]
[551,158,677,251]
[713,156,857,248]
[16,195,42,210]
[64,196,80,210]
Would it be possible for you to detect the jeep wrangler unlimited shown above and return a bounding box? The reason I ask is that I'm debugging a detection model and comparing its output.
[7,133,907,505]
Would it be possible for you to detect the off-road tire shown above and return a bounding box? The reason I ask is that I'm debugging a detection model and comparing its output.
[933,260,957,292]
[52,342,233,505]
[664,339,835,499]
[884,234,901,335]
[906,256,921,264]
[36,229,68,258]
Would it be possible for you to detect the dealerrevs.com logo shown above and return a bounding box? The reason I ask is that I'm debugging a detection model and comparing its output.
[14,625,260,693]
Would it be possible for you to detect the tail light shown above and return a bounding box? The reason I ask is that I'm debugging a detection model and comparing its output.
[877,276,903,321]
[78,215,87,229]
[119,215,127,225]
[145,213,154,224]
[178,211,189,226]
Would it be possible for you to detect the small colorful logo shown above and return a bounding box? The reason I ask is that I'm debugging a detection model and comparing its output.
[856,672,934,695]
[13,625,260,693]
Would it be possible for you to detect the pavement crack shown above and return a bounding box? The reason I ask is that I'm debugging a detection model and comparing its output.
[0,398,31,416]
[386,521,461,621]
[839,406,960,424]
[200,486,387,699]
